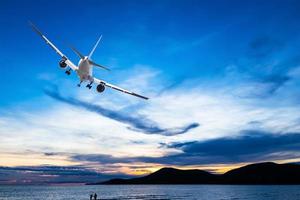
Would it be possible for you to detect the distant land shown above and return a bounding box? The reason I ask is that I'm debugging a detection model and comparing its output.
[91,162,300,185]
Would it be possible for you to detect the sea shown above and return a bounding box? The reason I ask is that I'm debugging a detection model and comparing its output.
[0,185,300,200]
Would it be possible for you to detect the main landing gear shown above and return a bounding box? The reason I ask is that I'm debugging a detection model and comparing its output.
[65,68,71,75]
[77,80,93,89]
[86,81,93,89]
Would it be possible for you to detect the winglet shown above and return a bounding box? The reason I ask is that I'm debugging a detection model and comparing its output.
[131,93,149,100]
[28,21,43,37]
[88,35,102,59]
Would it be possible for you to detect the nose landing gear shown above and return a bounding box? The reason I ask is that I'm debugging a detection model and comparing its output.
[77,81,83,87]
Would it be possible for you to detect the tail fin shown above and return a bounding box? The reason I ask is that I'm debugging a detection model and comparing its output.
[88,35,102,59]
[87,35,110,71]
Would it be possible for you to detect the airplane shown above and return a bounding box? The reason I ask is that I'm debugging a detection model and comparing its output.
[29,22,149,100]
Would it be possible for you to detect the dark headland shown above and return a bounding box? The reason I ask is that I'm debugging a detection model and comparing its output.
[91,162,300,185]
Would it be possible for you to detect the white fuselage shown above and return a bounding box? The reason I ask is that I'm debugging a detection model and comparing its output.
[77,56,93,82]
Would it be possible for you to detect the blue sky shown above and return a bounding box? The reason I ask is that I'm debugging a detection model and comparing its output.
[1,0,300,184]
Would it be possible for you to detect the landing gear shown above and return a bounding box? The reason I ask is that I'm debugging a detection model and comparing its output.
[86,81,93,89]
[77,80,83,87]
[65,68,71,75]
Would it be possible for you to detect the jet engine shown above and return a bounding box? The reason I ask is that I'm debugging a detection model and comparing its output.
[59,59,67,68]
[96,84,105,93]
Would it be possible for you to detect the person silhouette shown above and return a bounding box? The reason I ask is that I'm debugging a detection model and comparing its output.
[90,194,93,200]
[94,193,97,200]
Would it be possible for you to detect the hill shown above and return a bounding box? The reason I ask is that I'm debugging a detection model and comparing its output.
[222,162,300,184]
[96,162,300,185]
[102,167,217,184]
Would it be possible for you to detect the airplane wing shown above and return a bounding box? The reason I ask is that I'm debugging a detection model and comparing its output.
[29,22,78,71]
[93,77,149,100]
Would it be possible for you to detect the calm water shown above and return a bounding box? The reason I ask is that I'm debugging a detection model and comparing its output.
[0,185,300,200]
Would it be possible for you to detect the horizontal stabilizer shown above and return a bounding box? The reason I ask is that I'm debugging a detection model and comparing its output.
[89,60,110,71]
[70,46,85,59]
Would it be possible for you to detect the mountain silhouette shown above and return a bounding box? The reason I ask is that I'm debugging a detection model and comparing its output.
[101,167,217,184]
[96,162,300,185]
[222,162,300,184]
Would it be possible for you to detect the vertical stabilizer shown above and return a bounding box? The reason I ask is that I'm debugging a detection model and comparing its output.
[88,35,102,59]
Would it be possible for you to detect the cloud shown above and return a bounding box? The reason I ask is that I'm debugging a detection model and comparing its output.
[166,130,300,164]
[71,154,136,164]
[248,36,284,59]
[44,86,199,136]
[224,37,300,99]
[260,74,290,95]
[1,62,300,182]
[224,55,300,99]
[3,128,300,184]
[44,152,59,156]
[234,74,291,98]
[70,130,300,166]
[0,165,129,185]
